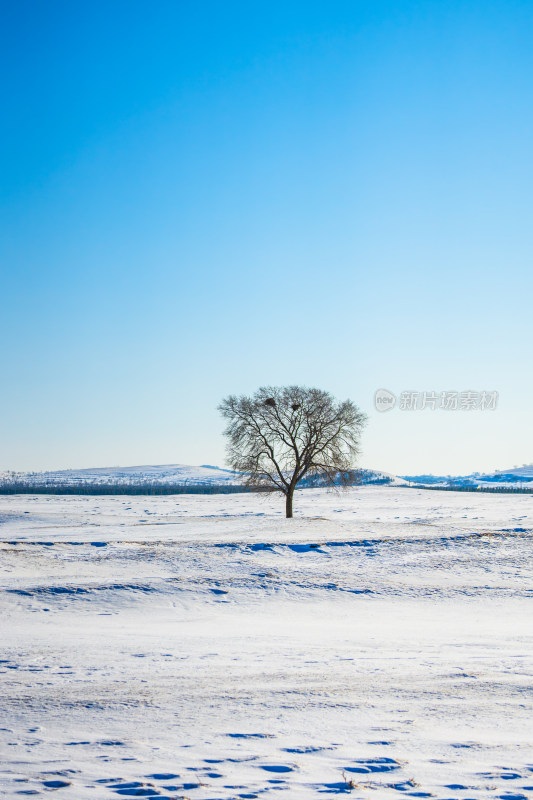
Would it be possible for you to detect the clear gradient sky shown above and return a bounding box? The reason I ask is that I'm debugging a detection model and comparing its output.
[1,0,532,476]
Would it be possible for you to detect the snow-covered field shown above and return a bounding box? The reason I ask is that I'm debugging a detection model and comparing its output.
[0,487,532,799]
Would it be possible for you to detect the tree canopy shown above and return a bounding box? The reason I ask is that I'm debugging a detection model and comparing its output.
[219,386,367,517]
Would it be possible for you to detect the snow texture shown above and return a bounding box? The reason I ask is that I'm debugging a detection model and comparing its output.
[1,486,532,799]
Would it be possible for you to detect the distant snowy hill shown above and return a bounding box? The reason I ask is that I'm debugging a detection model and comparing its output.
[474,465,533,486]
[492,465,533,479]
[1,464,241,486]
[5,463,531,492]
[356,469,408,486]
[401,466,533,488]
[0,464,402,488]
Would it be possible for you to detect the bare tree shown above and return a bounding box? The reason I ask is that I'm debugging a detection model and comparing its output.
[218,386,367,518]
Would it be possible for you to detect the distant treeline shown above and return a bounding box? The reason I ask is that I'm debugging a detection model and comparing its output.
[0,482,256,496]
[404,484,533,494]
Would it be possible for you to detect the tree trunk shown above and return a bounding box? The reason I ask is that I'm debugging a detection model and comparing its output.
[285,490,293,518]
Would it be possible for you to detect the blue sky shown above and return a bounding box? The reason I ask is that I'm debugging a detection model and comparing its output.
[1,0,532,475]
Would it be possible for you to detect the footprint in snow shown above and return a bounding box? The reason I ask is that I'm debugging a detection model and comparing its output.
[260,765,296,773]
[146,774,179,780]
[42,779,72,788]
[344,757,401,774]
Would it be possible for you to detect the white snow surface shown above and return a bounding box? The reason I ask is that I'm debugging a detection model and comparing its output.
[0,486,532,799]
